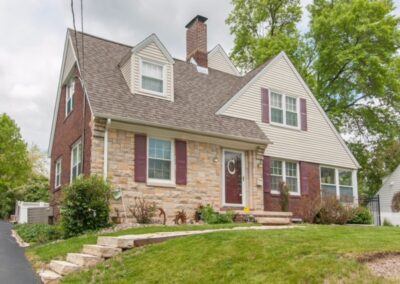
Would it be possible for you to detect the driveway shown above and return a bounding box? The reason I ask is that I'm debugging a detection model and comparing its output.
[0,221,40,284]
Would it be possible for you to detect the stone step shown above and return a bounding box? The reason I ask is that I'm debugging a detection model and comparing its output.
[49,260,81,276]
[82,244,122,258]
[256,217,291,225]
[97,236,135,249]
[38,269,62,284]
[66,253,103,267]
[229,210,293,218]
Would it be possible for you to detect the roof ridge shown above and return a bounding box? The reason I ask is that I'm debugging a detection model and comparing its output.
[67,28,133,48]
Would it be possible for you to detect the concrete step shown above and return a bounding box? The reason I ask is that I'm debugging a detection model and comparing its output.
[49,260,81,276]
[38,269,62,284]
[229,210,293,218]
[256,217,291,225]
[66,253,103,267]
[82,244,122,258]
[97,236,135,249]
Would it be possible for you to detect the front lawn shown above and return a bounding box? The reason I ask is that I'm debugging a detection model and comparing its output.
[26,223,256,267]
[61,225,400,283]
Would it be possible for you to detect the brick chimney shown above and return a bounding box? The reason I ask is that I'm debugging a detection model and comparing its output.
[185,15,208,68]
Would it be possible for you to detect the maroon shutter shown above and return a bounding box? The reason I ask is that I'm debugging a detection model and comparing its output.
[300,98,307,131]
[261,88,270,123]
[175,140,187,185]
[300,161,308,195]
[134,134,147,182]
[263,156,271,193]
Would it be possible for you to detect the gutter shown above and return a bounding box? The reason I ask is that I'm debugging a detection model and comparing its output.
[94,113,272,146]
[103,118,111,180]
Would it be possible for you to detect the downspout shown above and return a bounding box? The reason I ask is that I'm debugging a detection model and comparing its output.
[103,118,111,181]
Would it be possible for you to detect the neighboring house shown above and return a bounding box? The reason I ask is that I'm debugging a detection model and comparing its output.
[48,15,360,222]
[375,165,400,225]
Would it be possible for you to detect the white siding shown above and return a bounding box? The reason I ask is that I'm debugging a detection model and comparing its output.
[61,41,76,82]
[120,56,131,91]
[376,165,400,225]
[221,55,358,169]
[131,42,174,101]
[208,47,239,76]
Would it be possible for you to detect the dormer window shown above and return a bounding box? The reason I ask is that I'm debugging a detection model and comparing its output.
[140,59,164,95]
[66,77,75,115]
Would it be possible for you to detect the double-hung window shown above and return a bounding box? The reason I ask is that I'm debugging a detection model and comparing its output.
[71,140,82,181]
[320,167,354,202]
[55,159,62,188]
[141,60,164,95]
[66,77,75,115]
[148,138,173,182]
[270,159,299,195]
[270,92,298,127]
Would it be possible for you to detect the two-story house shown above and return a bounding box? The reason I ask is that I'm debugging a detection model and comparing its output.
[49,15,359,222]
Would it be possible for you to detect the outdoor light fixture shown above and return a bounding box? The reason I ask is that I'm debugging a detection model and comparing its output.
[213,157,219,163]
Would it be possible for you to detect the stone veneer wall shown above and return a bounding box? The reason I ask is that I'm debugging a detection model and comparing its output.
[91,123,264,223]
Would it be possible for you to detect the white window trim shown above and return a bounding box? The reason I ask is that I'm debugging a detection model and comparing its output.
[222,149,246,207]
[70,139,83,183]
[270,159,300,196]
[320,166,356,203]
[55,158,62,188]
[269,91,300,130]
[146,137,175,187]
[65,77,75,116]
[139,57,166,97]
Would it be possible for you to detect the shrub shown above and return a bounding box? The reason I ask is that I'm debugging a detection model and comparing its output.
[348,207,373,224]
[279,181,290,212]
[383,218,393,226]
[15,223,62,244]
[200,205,234,224]
[129,197,157,224]
[316,197,354,225]
[300,195,321,223]
[61,176,110,238]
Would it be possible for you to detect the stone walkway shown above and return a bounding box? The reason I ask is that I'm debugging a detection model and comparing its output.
[39,225,295,283]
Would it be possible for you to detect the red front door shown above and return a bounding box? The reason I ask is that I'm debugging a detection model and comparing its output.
[224,151,243,204]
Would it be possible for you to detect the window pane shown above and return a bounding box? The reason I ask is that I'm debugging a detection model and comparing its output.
[271,92,282,108]
[286,177,298,193]
[286,162,297,177]
[340,186,353,203]
[142,61,163,79]
[142,76,163,93]
[286,111,298,127]
[285,96,297,112]
[321,184,336,198]
[271,176,282,191]
[271,160,282,175]
[149,139,171,160]
[321,167,335,184]
[271,108,283,123]
[149,159,171,180]
[339,170,352,186]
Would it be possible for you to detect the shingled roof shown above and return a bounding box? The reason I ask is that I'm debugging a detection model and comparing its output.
[70,30,270,144]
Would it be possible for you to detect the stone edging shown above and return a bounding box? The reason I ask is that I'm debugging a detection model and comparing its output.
[11,229,30,248]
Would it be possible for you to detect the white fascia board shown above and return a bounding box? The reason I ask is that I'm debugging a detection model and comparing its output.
[131,33,174,64]
[209,44,241,76]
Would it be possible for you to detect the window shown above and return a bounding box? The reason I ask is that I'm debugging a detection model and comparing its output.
[270,92,298,127]
[320,167,354,202]
[71,140,82,181]
[66,77,75,115]
[148,138,173,182]
[55,159,62,188]
[141,60,164,94]
[270,159,299,195]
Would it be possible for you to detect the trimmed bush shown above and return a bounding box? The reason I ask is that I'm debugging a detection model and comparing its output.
[200,205,234,224]
[15,224,62,244]
[348,207,373,224]
[61,176,110,238]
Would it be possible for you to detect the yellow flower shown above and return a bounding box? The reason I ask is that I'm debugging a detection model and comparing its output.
[244,207,250,213]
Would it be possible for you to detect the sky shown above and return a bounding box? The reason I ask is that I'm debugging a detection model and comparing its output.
[0,0,398,152]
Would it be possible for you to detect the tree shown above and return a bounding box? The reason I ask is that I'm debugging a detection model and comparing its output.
[28,144,49,177]
[226,0,303,71]
[0,114,31,219]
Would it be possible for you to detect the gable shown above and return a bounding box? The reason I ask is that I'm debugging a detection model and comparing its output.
[376,165,400,213]
[208,45,240,76]
[219,53,359,169]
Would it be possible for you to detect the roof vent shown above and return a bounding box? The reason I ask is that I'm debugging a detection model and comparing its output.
[196,65,209,75]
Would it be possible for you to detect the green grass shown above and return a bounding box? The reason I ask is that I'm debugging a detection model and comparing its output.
[26,223,256,265]
[60,225,400,283]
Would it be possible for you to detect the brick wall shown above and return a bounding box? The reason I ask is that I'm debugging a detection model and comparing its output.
[186,17,208,67]
[264,162,321,219]
[49,66,92,220]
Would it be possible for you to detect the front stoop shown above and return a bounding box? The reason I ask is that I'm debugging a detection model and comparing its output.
[49,260,81,276]
[66,253,103,267]
[38,225,296,283]
[256,217,291,225]
[229,210,293,225]
[82,244,122,258]
[38,269,62,284]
